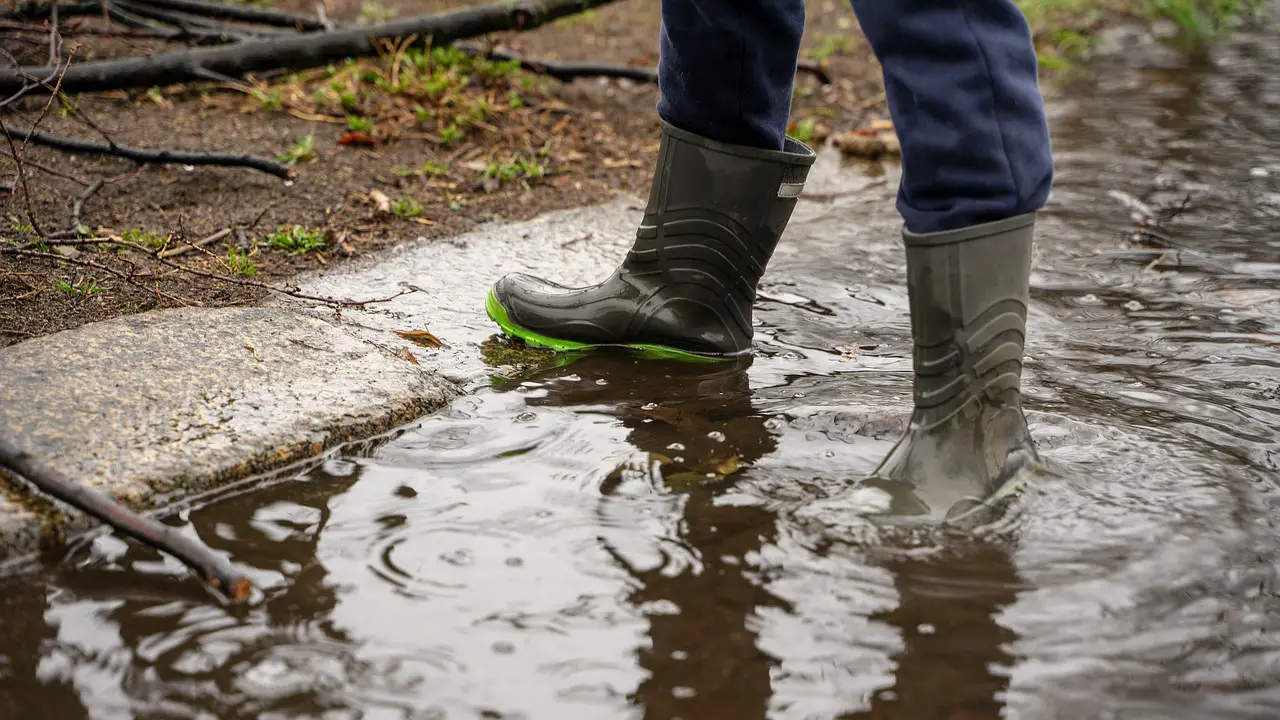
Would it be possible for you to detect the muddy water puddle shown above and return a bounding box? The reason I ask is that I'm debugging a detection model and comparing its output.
[3,25,1279,720]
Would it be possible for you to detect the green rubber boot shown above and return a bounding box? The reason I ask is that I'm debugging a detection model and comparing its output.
[864,213,1043,525]
[486,121,816,359]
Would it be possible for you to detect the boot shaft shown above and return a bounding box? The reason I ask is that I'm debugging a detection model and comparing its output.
[622,123,816,350]
[903,214,1035,430]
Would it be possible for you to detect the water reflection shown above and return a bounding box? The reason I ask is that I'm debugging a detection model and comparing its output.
[511,354,783,719]
[1,19,1278,719]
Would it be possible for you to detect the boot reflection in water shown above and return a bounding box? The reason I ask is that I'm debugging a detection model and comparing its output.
[484,0,1054,521]
[513,355,782,719]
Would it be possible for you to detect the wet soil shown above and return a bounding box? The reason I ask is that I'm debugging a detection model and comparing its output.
[2,11,1278,720]
[0,0,890,346]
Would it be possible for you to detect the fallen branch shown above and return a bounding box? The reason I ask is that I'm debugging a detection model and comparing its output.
[0,0,622,94]
[0,435,253,602]
[128,0,328,30]
[0,122,295,178]
[114,0,273,42]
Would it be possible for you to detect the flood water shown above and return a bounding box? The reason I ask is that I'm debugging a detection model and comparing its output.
[3,24,1279,720]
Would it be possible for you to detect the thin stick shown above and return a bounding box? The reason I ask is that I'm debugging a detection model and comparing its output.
[70,176,104,229]
[0,122,295,179]
[158,226,229,258]
[47,3,60,67]
[0,436,253,601]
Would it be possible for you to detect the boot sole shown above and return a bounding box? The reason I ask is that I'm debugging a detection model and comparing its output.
[485,289,728,363]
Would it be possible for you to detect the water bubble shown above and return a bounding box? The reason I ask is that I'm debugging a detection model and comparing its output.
[707,431,726,442]
[492,641,516,655]
[595,378,608,385]
[667,442,686,451]
[516,412,537,422]
[672,687,697,699]
[504,556,524,567]
[641,402,658,410]
[1251,167,1271,178]
[670,650,688,660]
[918,623,936,635]
[1124,300,1144,311]
[440,549,473,566]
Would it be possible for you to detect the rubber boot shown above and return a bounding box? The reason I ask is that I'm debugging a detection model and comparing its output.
[486,121,816,359]
[863,213,1042,525]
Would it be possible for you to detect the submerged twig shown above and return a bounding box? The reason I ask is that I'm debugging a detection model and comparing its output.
[0,436,253,602]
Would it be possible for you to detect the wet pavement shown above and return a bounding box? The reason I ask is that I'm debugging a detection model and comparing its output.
[2,22,1278,720]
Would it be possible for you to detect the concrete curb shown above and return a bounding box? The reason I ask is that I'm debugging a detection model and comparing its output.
[0,306,458,562]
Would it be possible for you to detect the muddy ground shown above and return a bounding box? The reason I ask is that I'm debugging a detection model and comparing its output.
[0,0,1131,345]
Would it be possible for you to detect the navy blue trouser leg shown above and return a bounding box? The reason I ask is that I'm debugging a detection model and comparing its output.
[656,0,1054,234]
[657,0,805,151]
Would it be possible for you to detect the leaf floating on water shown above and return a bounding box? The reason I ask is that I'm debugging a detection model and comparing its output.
[713,455,743,476]
[396,347,420,365]
[395,329,447,349]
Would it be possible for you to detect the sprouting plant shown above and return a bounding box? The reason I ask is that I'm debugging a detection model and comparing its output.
[121,227,168,249]
[251,87,284,112]
[392,198,423,218]
[227,246,258,275]
[483,154,547,186]
[277,135,316,165]
[808,35,855,61]
[359,1,395,23]
[438,124,463,146]
[347,115,373,132]
[53,277,108,295]
[267,225,327,254]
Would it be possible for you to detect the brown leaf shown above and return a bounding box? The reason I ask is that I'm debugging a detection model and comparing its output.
[395,347,420,365]
[395,329,447,348]
[338,131,376,146]
[368,189,393,215]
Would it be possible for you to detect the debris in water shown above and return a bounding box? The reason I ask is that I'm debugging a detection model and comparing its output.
[395,329,447,349]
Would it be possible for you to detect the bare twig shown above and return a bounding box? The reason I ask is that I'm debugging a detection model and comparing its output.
[0,0,625,94]
[0,152,90,185]
[70,176,105,229]
[0,436,253,602]
[158,227,230,258]
[0,122,295,179]
[47,3,61,67]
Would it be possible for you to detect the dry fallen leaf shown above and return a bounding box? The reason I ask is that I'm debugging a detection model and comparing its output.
[369,190,393,215]
[338,131,376,146]
[395,347,420,365]
[409,217,436,226]
[395,329,447,348]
